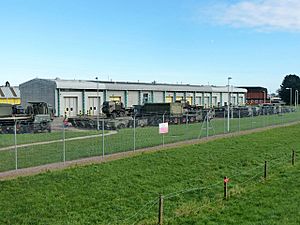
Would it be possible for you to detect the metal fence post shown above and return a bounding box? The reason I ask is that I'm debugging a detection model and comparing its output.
[266,109,269,127]
[251,111,254,129]
[263,108,265,127]
[186,112,188,126]
[162,113,165,147]
[206,111,209,138]
[14,120,18,170]
[63,121,66,163]
[102,118,105,158]
[238,109,241,133]
[133,114,136,152]
[224,110,226,134]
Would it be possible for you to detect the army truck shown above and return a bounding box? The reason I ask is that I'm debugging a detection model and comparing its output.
[102,101,133,118]
[0,102,53,133]
[136,102,204,126]
[68,102,206,130]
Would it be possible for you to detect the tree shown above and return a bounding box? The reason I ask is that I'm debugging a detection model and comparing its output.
[278,74,300,105]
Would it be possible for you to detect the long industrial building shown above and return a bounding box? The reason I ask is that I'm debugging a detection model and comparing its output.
[20,78,247,117]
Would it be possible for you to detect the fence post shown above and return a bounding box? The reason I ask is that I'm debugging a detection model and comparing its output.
[63,121,66,163]
[292,150,295,166]
[263,108,265,127]
[162,113,165,147]
[223,176,228,200]
[133,114,136,152]
[186,112,188,126]
[158,194,164,225]
[14,120,18,170]
[266,109,269,126]
[251,111,254,129]
[238,109,241,133]
[206,111,209,138]
[264,161,267,180]
[223,110,226,134]
[102,118,105,158]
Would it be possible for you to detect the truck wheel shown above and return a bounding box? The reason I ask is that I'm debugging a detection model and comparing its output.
[112,112,117,119]
[119,111,125,117]
[117,123,126,129]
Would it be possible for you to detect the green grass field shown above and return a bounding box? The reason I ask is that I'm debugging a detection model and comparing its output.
[0,123,300,224]
[0,111,299,172]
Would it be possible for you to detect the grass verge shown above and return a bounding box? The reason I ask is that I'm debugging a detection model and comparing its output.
[0,123,300,224]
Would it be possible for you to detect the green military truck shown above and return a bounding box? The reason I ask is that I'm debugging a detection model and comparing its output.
[0,102,53,133]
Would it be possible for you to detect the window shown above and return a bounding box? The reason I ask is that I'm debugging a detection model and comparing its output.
[109,96,121,102]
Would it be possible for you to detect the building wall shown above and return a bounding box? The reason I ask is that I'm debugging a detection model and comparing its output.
[20,79,56,108]
[128,91,139,106]
[0,98,20,104]
[20,79,247,116]
[153,91,163,103]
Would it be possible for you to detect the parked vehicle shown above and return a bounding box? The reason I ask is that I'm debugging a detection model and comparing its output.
[0,102,53,133]
[102,101,133,118]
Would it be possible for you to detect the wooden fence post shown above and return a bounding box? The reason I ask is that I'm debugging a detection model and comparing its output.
[224,176,228,200]
[264,161,267,180]
[292,150,295,166]
[158,194,164,225]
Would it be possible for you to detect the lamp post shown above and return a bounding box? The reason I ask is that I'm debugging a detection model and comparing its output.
[295,90,299,108]
[227,77,232,133]
[286,87,292,106]
[262,90,266,104]
[96,77,100,130]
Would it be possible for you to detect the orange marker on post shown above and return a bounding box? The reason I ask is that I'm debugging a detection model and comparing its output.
[224,176,229,199]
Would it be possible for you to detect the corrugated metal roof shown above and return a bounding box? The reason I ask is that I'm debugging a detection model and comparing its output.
[52,79,106,90]
[211,86,247,93]
[0,86,20,98]
[48,78,247,93]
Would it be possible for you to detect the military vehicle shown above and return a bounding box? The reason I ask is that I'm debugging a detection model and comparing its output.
[0,102,53,134]
[102,101,133,118]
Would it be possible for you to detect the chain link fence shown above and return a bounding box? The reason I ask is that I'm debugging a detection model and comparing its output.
[0,106,299,173]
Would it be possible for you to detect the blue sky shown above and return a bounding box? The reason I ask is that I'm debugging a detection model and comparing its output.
[0,0,299,93]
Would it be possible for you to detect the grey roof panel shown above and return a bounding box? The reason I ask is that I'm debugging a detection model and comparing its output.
[49,79,247,93]
[0,86,20,98]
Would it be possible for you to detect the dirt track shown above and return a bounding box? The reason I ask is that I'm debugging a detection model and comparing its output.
[1,121,299,181]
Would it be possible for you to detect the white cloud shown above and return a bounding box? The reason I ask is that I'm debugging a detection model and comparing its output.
[214,0,300,31]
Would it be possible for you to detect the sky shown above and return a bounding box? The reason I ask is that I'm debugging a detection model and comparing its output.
[0,0,299,93]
